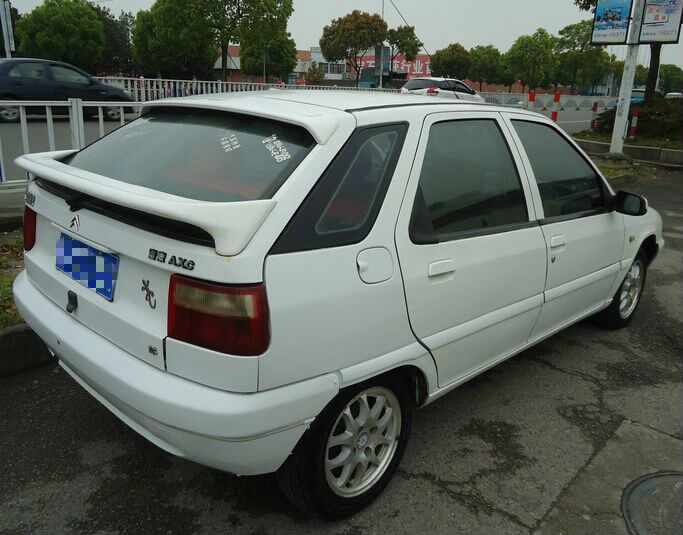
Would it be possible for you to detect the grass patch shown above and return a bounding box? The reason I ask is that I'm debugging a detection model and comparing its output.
[595,161,637,179]
[574,130,683,151]
[0,235,24,329]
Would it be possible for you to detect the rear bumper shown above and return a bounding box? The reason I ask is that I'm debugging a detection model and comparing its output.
[13,271,339,475]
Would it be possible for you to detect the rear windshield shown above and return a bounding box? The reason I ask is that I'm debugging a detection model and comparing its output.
[403,79,437,91]
[65,108,316,202]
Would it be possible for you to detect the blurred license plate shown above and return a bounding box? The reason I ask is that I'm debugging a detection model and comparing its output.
[56,233,119,301]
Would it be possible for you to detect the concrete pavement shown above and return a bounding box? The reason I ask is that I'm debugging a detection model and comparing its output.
[0,167,681,534]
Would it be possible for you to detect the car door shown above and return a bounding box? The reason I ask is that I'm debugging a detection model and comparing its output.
[4,61,53,100]
[395,112,547,388]
[48,64,96,100]
[503,114,625,341]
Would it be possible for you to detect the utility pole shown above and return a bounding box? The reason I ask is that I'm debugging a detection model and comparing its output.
[1,0,15,59]
[379,0,384,89]
[610,0,646,156]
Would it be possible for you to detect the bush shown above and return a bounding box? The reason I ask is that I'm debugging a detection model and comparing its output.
[595,99,682,142]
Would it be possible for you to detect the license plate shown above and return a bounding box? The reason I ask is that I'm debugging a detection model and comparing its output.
[56,233,119,301]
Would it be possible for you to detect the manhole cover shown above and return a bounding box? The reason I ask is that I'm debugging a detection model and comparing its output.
[622,471,683,535]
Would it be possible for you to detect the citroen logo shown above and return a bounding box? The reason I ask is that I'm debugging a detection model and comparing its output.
[70,214,81,231]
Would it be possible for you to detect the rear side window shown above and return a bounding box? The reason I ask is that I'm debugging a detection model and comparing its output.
[411,119,528,243]
[404,79,435,91]
[512,121,604,219]
[272,123,407,253]
[66,108,315,202]
[8,62,48,80]
[51,65,90,84]
[454,81,475,95]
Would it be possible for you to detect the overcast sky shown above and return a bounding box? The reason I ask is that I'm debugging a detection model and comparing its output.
[15,0,683,67]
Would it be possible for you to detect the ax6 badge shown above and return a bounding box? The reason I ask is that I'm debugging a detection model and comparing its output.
[148,249,195,271]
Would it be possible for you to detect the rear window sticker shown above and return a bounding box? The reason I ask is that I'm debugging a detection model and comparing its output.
[219,131,241,153]
[262,134,291,162]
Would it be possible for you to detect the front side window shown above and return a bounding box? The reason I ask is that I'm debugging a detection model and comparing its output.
[8,62,48,80]
[455,82,475,95]
[51,65,90,84]
[512,120,604,219]
[411,119,528,243]
[66,108,315,202]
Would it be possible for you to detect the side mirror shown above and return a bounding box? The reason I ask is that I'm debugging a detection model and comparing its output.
[613,190,648,216]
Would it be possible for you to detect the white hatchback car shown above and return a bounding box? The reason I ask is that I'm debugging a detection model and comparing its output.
[401,76,484,102]
[14,90,663,517]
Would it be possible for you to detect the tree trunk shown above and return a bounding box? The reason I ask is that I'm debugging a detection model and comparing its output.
[645,43,662,105]
[221,43,228,82]
[508,83,513,93]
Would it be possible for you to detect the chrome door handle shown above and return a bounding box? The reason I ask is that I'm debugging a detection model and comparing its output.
[428,259,456,278]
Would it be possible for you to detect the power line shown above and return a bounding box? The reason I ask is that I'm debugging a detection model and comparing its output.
[386,0,431,59]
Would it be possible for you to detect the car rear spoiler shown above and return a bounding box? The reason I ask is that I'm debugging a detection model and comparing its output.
[16,150,276,257]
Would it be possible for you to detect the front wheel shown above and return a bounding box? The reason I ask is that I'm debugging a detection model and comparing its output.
[595,252,647,329]
[277,375,413,517]
[0,104,20,123]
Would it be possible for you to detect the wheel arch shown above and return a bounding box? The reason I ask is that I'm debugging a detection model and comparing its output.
[639,233,658,265]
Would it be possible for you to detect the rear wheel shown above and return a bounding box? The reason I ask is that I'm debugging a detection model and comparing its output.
[104,104,123,121]
[595,251,647,329]
[277,375,413,517]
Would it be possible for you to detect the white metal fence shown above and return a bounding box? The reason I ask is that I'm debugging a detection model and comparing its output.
[98,76,618,111]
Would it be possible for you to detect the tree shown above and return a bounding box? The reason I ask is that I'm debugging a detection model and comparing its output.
[133,0,217,79]
[635,64,649,86]
[241,30,297,81]
[92,6,135,75]
[659,64,683,94]
[469,45,501,91]
[506,29,555,92]
[319,10,387,87]
[0,5,20,57]
[304,61,326,85]
[16,0,105,73]
[498,53,519,92]
[577,46,611,93]
[191,0,293,82]
[556,19,593,93]
[386,25,422,83]
[608,55,625,94]
[430,43,471,79]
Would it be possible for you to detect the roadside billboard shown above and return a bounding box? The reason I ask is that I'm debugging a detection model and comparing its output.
[639,0,683,43]
[592,0,634,44]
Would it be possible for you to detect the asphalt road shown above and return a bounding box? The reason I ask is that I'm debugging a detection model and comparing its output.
[0,110,596,183]
[0,165,681,534]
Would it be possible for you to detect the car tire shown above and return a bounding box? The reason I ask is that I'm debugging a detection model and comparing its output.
[104,104,123,122]
[0,101,20,123]
[595,251,647,330]
[276,374,413,517]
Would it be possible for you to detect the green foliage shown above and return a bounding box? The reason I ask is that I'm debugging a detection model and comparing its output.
[92,6,135,75]
[469,45,502,90]
[498,53,518,90]
[320,10,387,85]
[430,43,471,79]
[507,29,555,91]
[658,64,683,94]
[595,99,682,142]
[387,25,422,81]
[574,0,596,10]
[241,30,297,80]
[556,19,593,91]
[133,0,218,79]
[304,61,326,85]
[16,0,105,73]
[577,46,611,90]
[635,64,649,86]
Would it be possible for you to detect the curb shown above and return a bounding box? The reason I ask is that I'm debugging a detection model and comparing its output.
[0,323,56,379]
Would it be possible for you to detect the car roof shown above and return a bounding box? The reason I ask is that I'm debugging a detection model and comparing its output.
[143,90,543,144]
[408,77,464,82]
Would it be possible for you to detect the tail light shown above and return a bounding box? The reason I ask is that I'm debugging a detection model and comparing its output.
[24,206,37,251]
[168,274,270,356]
[427,87,440,96]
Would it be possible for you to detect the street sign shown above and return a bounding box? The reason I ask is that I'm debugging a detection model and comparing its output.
[591,0,635,44]
[639,0,683,43]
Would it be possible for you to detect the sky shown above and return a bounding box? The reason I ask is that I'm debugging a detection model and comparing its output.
[13,0,683,67]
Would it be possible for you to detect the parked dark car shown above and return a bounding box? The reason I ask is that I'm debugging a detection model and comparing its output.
[0,58,133,122]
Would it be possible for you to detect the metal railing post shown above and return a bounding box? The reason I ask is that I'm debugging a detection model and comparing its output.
[69,98,85,150]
